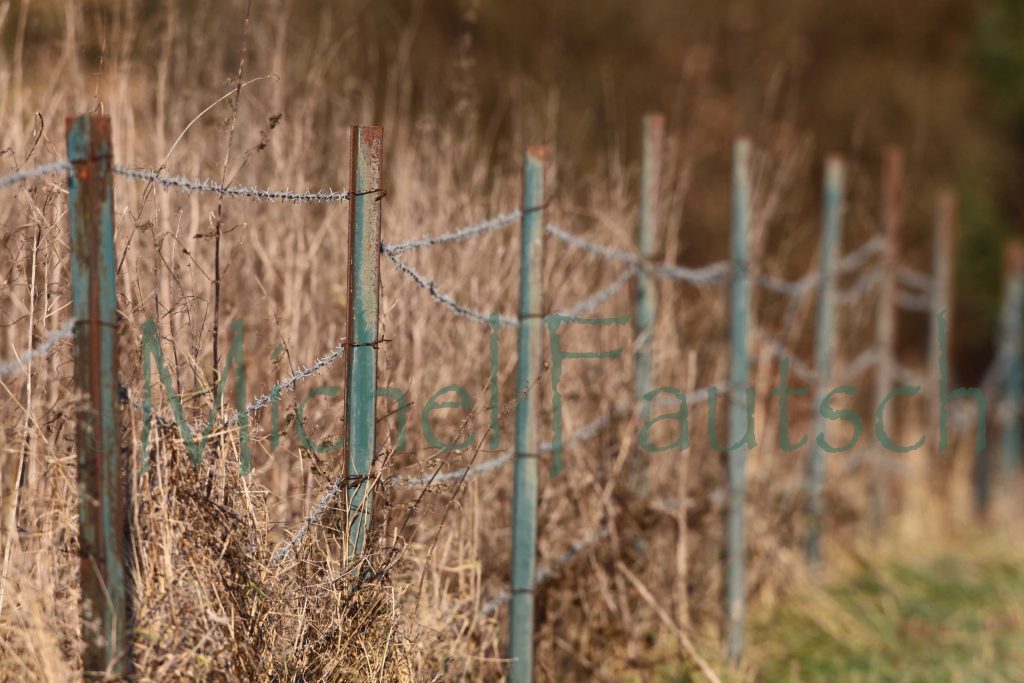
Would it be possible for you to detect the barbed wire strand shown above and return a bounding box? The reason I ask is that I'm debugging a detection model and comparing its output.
[481,526,611,617]
[397,409,622,488]
[0,318,76,377]
[0,160,71,190]
[841,347,881,380]
[382,210,522,255]
[897,290,932,312]
[113,166,352,203]
[545,223,730,285]
[838,268,882,305]
[899,266,933,293]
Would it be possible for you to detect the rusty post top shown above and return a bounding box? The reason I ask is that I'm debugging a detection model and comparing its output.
[66,115,112,163]
[1005,240,1024,275]
[525,144,548,161]
[643,112,666,129]
[883,145,906,169]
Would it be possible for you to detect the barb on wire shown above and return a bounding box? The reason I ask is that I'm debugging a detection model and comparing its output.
[545,223,729,285]
[897,290,931,312]
[0,160,71,191]
[230,342,347,425]
[382,210,521,255]
[272,476,347,563]
[398,409,624,488]
[481,526,611,617]
[384,249,518,326]
[113,166,354,203]
[899,266,933,293]
[0,318,76,377]
[554,267,636,319]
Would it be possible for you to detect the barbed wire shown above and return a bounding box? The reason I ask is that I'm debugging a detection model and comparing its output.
[841,347,881,380]
[396,409,623,488]
[899,266,933,293]
[384,249,634,327]
[0,160,71,190]
[272,475,346,563]
[837,268,882,305]
[755,332,818,384]
[0,318,76,377]
[383,249,519,326]
[897,290,932,312]
[481,526,610,617]
[838,236,885,275]
[112,166,353,203]
[758,236,885,299]
[555,267,636,319]
[382,211,521,255]
[545,223,730,285]
[229,342,347,425]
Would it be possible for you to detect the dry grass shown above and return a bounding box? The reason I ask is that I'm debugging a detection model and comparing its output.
[0,3,998,681]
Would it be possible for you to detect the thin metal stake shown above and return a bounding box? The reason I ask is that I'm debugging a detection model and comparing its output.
[68,114,129,677]
[345,125,384,558]
[509,145,546,683]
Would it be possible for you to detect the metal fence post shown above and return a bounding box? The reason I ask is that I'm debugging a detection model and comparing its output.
[725,138,752,664]
[509,145,546,683]
[67,115,129,677]
[805,156,845,574]
[871,148,903,534]
[633,113,663,489]
[345,126,384,558]
[927,190,957,495]
[999,241,1024,482]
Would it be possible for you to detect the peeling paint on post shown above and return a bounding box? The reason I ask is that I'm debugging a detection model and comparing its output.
[725,138,752,665]
[805,156,845,575]
[509,145,546,683]
[67,115,129,677]
[872,148,903,535]
[345,126,383,558]
[632,113,663,491]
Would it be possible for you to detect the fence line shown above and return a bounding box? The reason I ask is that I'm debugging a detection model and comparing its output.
[9,114,997,680]
[0,318,76,377]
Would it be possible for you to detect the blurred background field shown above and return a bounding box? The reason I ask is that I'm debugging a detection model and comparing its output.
[1,1,1024,680]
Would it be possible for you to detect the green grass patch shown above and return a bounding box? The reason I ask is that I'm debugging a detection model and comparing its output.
[746,540,1024,682]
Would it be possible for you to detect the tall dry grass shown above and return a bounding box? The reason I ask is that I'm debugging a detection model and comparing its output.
[0,2,988,681]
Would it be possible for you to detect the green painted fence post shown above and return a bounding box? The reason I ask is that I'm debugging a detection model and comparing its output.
[633,113,663,489]
[725,138,752,664]
[999,242,1024,481]
[509,145,546,683]
[345,125,384,558]
[805,156,845,575]
[871,148,903,535]
[67,115,129,677]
